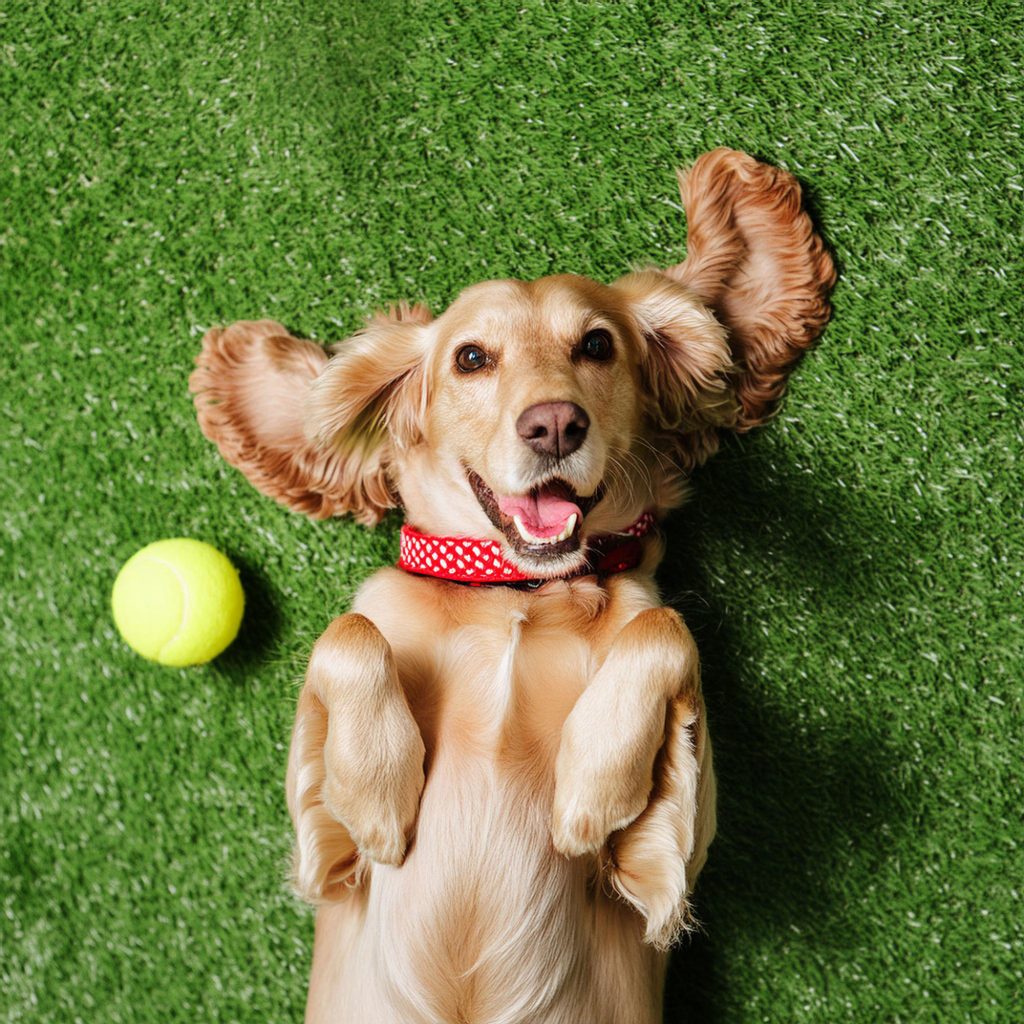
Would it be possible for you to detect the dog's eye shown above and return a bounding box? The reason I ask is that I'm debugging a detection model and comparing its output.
[579,329,613,362]
[455,344,490,373]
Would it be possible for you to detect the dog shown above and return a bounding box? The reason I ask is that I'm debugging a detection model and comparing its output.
[190,148,834,1024]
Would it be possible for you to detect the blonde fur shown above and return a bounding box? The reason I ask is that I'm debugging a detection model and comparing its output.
[189,149,834,1022]
[297,573,697,1024]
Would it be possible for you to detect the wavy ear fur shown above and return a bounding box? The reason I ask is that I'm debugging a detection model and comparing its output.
[189,304,431,525]
[612,270,738,472]
[305,308,432,522]
[666,148,836,431]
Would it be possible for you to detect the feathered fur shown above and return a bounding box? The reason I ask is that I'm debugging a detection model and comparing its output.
[190,149,834,1023]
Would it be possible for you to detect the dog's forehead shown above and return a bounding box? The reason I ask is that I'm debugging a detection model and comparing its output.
[439,275,622,341]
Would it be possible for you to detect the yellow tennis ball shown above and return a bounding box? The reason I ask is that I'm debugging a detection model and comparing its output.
[111,539,245,666]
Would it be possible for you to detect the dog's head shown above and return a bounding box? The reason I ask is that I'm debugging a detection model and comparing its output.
[192,149,834,578]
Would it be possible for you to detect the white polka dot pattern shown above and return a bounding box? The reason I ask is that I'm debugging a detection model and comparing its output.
[397,511,657,585]
[399,528,526,581]
[620,511,656,538]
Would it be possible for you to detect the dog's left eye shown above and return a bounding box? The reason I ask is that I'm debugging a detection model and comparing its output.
[579,329,613,362]
[455,345,490,373]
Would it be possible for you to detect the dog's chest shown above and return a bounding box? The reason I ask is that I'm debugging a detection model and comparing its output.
[354,568,660,762]
[416,598,595,764]
[353,572,609,754]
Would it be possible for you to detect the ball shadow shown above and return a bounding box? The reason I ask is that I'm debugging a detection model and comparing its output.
[215,555,282,675]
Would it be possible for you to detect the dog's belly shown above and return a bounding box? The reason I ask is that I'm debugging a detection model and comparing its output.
[307,753,664,1024]
[306,617,665,1024]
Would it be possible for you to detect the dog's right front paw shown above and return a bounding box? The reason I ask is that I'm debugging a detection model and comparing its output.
[294,614,428,870]
[319,789,423,867]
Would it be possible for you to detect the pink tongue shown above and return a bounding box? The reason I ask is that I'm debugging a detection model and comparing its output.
[497,488,581,538]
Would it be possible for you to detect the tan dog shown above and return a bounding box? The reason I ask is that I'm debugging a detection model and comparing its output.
[191,148,834,1024]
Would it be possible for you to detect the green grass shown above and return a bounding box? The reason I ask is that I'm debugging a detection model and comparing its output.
[2,1,1021,1020]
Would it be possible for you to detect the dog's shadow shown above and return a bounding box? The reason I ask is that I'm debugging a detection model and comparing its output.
[658,442,911,1021]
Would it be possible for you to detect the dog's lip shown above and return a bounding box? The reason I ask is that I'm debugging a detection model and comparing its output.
[466,469,604,557]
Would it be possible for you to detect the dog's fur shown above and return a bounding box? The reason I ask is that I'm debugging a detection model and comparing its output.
[190,149,834,1024]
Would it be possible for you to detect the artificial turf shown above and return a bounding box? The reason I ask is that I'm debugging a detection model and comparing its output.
[2,1,1021,1020]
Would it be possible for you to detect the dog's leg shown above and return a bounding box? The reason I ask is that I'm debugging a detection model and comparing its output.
[287,613,425,899]
[551,607,699,859]
[607,696,716,949]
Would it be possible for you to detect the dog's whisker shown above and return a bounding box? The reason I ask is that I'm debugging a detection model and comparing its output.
[634,435,685,477]
[621,446,655,496]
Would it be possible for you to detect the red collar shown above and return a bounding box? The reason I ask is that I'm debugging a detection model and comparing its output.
[398,512,656,587]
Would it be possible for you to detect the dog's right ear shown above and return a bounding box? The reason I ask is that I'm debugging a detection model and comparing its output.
[190,305,432,525]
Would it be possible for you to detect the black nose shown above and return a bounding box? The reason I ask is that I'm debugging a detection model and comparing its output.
[516,402,590,458]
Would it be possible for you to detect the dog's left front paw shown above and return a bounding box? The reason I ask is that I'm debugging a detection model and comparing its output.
[550,769,651,858]
[550,691,665,858]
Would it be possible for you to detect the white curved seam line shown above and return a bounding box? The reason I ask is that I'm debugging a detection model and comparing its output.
[143,554,193,661]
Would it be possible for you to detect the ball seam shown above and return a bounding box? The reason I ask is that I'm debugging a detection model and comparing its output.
[141,553,193,664]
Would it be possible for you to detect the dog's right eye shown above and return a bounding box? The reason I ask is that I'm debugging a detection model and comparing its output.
[455,345,490,373]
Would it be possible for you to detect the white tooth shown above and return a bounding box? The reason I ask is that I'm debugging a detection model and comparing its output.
[562,514,577,541]
[513,515,534,543]
[514,512,578,546]
[552,514,576,544]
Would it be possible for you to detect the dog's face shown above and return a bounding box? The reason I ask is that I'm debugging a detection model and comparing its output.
[191,150,836,561]
[318,271,738,577]
[397,275,651,576]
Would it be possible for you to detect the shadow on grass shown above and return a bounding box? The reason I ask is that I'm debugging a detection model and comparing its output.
[216,555,282,675]
[659,448,914,1022]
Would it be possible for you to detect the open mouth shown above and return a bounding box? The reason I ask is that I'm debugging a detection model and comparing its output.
[467,470,604,557]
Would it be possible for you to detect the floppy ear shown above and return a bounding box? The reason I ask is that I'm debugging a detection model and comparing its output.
[189,304,432,526]
[612,269,739,471]
[665,148,836,430]
[304,307,432,522]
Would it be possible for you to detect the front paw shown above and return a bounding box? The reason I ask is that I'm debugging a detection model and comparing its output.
[322,770,423,866]
[551,769,652,858]
[322,720,426,866]
[551,689,666,857]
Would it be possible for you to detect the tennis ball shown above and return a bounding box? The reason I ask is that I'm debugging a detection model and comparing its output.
[111,538,245,666]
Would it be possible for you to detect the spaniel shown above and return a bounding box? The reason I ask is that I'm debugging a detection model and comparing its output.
[191,148,834,1024]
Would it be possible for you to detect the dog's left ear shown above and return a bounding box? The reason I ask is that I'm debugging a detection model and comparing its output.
[665,148,836,430]
[612,151,834,471]
[613,269,739,470]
